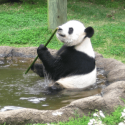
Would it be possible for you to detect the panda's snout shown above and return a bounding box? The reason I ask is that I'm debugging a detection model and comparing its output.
[57,27,65,37]
[57,27,63,33]
[58,27,63,31]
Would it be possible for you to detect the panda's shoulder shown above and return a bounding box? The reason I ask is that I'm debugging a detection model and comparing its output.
[57,46,86,57]
[56,45,68,56]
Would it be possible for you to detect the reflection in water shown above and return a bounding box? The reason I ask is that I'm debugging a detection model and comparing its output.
[20,97,46,103]
[0,106,23,112]
[0,57,106,112]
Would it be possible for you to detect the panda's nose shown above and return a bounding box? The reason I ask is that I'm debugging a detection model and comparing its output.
[58,27,62,31]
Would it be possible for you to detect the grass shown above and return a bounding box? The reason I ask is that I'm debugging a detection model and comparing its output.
[101,106,124,125]
[0,0,125,62]
[0,0,62,49]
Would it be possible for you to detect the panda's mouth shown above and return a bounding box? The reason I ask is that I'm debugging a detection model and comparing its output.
[58,34,65,37]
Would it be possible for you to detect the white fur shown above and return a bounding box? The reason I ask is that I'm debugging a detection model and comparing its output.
[56,20,95,58]
[56,20,86,46]
[56,67,96,89]
[75,37,95,58]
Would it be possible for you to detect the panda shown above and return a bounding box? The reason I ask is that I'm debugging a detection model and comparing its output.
[31,20,96,90]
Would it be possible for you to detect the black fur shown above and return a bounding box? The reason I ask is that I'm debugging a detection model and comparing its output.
[31,45,95,81]
[68,27,73,34]
[31,63,44,77]
[85,27,94,38]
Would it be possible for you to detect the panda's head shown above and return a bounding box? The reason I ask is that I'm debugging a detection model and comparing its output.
[56,20,94,46]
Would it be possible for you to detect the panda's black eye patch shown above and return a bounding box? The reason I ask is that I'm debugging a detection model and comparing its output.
[68,27,73,34]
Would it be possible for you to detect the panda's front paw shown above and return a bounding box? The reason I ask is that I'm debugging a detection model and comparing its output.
[37,44,47,54]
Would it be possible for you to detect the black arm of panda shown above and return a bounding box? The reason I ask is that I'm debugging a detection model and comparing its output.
[37,44,69,81]
[31,63,44,77]
[37,44,56,72]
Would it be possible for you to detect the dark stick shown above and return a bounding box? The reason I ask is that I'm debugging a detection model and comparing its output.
[25,28,58,74]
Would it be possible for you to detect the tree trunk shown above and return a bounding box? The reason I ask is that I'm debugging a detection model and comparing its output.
[47,0,67,30]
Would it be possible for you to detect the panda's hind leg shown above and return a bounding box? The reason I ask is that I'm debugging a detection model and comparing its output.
[31,63,44,77]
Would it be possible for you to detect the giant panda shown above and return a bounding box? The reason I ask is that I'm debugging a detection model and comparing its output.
[31,20,96,90]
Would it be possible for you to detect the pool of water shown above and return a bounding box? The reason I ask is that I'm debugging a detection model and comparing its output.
[0,57,106,112]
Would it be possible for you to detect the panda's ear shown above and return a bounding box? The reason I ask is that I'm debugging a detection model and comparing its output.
[84,27,94,38]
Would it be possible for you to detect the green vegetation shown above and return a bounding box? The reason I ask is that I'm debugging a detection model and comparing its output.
[101,106,124,125]
[0,0,62,49]
[0,0,125,63]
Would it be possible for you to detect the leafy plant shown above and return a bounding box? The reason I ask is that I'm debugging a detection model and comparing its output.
[101,106,124,125]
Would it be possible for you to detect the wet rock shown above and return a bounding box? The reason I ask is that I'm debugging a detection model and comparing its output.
[107,68,125,83]
[12,47,37,58]
[95,51,103,59]
[0,46,57,59]
[95,54,125,83]
[0,46,13,58]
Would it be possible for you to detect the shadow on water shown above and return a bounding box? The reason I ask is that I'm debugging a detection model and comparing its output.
[0,57,107,111]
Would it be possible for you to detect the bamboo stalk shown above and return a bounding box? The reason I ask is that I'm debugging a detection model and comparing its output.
[25,28,58,74]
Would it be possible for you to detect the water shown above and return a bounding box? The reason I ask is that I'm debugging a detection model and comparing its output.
[0,57,106,112]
